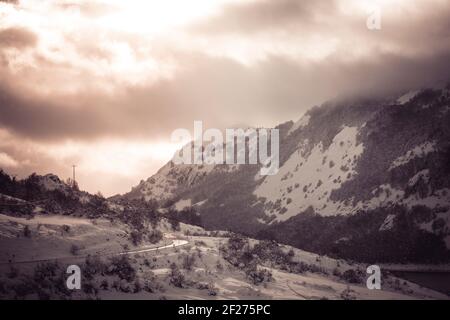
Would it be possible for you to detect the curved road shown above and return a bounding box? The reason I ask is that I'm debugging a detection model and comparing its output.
[0,238,189,266]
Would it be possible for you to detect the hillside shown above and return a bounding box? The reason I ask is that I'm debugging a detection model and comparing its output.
[121,86,450,263]
[0,171,447,299]
[0,213,446,300]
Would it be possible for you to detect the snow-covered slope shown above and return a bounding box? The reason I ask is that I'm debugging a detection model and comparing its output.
[125,161,239,203]
[120,86,450,262]
[255,125,364,221]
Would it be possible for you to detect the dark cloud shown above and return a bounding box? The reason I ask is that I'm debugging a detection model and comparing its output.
[1,49,449,143]
[190,0,450,57]
[0,0,449,195]
[0,27,37,49]
[0,0,448,144]
[190,0,334,35]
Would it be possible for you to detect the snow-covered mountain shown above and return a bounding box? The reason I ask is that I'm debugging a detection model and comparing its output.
[122,86,450,262]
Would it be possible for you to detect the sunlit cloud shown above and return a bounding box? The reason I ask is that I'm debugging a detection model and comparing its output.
[38,139,183,177]
[0,0,449,195]
[0,152,19,168]
[0,130,184,194]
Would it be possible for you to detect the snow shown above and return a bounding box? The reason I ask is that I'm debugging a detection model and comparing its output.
[0,213,446,300]
[379,214,395,231]
[174,198,192,211]
[118,239,188,255]
[193,199,207,207]
[0,193,26,203]
[254,126,364,221]
[389,141,436,170]
[256,125,449,228]
[0,214,92,227]
[408,169,430,187]
[405,188,450,209]
[132,157,227,202]
[256,218,267,224]
[39,174,68,192]
[397,90,419,105]
[342,184,450,240]
[350,183,450,216]
[288,114,311,135]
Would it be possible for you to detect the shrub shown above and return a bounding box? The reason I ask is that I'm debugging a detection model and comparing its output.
[133,280,142,293]
[100,279,109,290]
[33,261,60,283]
[195,240,207,247]
[130,230,143,246]
[83,255,106,280]
[169,218,181,231]
[70,244,80,255]
[12,277,36,298]
[182,254,196,271]
[207,282,217,296]
[245,265,273,285]
[23,225,31,238]
[108,256,136,282]
[340,286,356,300]
[83,282,98,295]
[226,234,248,252]
[169,263,185,288]
[333,268,342,277]
[148,229,163,244]
[341,269,363,284]
[223,236,322,276]
[27,262,72,299]
[143,258,153,268]
[142,274,158,293]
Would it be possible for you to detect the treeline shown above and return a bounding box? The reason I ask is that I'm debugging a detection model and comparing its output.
[0,170,113,218]
[257,205,450,264]
[166,206,202,228]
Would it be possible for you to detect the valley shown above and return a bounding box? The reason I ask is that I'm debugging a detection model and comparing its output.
[0,213,447,300]
[0,87,449,300]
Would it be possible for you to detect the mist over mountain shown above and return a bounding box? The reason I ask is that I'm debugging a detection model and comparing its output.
[2,0,450,303]
[1,85,449,301]
[120,86,450,263]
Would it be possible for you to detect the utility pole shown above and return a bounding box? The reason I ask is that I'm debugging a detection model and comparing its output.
[72,165,77,189]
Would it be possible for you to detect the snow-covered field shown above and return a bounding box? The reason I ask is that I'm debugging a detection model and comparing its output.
[0,214,447,300]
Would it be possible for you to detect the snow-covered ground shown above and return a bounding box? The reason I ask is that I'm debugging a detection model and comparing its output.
[0,214,447,300]
[255,126,364,220]
[389,141,437,170]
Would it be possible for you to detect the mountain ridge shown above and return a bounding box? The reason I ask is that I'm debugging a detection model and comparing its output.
[119,86,450,262]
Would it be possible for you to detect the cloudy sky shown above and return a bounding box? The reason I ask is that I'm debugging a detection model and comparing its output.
[0,0,449,195]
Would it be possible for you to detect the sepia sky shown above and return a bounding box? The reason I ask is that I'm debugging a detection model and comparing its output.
[0,0,449,195]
